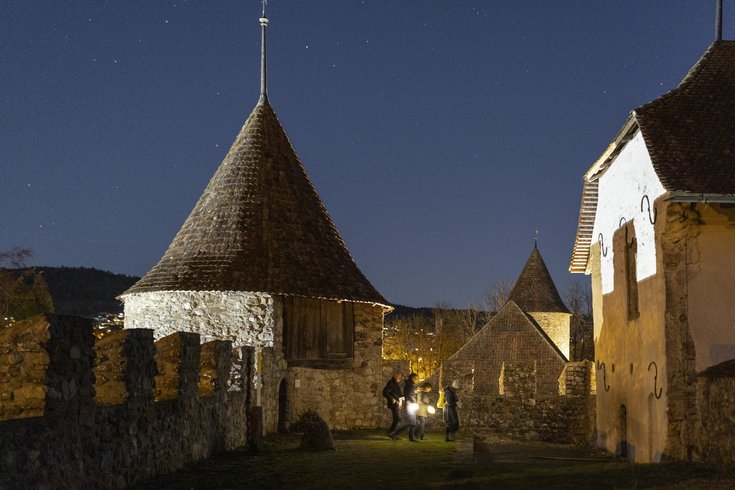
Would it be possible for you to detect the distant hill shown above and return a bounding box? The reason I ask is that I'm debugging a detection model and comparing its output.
[8,268,488,322]
[386,304,436,320]
[27,267,139,316]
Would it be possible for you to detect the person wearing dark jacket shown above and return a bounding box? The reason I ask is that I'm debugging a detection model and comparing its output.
[443,380,461,442]
[389,373,420,441]
[383,371,403,435]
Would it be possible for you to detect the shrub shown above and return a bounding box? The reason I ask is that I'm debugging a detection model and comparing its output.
[290,409,323,433]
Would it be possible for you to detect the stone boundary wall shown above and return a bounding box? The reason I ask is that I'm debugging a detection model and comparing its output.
[463,393,596,444]
[443,360,596,444]
[0,315,253,489]
[694,360,735,466]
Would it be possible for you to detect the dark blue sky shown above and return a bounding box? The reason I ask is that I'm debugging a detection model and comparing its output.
[1,1,730,307]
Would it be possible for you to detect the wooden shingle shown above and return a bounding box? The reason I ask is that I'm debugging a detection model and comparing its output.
[636,40,735,194]
[509,247,569,314]
[122,101,387,306]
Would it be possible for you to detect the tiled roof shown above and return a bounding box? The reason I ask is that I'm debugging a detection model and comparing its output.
[570,41,735,273]
[636,40,735,194]
[509,247,569,314]
[122,101,388,306]
[519,307,568,362]
[448,299,567,364]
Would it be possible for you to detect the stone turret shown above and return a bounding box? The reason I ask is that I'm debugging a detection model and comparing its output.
[120,9,387,347]
[119,7,389,434]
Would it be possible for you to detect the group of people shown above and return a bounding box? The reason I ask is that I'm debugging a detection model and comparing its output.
[382,370,461,442]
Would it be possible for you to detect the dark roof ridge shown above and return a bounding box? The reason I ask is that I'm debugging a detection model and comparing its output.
[635,41,735,115]
[634,40,735,194]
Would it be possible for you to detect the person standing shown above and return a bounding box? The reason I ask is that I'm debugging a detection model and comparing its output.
[443,380,461,442]
[415,381,434,440]
[383,370,403,436]
[389,373,419,441]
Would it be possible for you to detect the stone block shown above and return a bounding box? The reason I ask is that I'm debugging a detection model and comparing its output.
[198,340,232,397]
[0,316,52,421]
[154,331,200,402]
[94,328,155,406]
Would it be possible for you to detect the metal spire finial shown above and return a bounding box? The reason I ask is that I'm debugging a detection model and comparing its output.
[259,0,269,104]
[716,0,723,41]
[534,230,539,249]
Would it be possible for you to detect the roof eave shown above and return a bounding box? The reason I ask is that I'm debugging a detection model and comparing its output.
[119,289,392,311]
[570,116,641,274]
[585,116,639,181]
[665,191,735,203]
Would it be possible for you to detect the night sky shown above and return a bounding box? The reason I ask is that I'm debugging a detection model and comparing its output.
[2,1,731,308]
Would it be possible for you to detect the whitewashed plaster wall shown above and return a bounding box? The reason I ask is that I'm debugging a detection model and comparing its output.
[123,291,274,348]
[527,312,571,360]
[592,131,666,294]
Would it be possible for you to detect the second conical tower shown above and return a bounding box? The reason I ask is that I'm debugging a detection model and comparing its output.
[508,244,571,358]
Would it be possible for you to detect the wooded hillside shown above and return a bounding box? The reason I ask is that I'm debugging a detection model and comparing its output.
[22,267,139,316]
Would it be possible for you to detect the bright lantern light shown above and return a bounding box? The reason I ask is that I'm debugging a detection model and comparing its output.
[407,402,419,413]
[428,406,436,414]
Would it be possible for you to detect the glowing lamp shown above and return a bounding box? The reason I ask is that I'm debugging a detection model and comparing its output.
[407,402,419,413]
[428,406,436,415]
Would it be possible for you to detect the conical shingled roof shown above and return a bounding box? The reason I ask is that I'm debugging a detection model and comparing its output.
[508,246,569,314]
[122,100,387,306]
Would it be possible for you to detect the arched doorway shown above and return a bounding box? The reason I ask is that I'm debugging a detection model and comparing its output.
[618,404,628,459]
[278,378,289,433]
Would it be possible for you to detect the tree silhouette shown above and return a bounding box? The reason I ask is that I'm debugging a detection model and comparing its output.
[0,248,54,327]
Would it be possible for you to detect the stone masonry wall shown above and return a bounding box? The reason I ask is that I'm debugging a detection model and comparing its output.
[0,315,251,489]
[265,301,389,431]
[453,360,596,444]
[660,203,700,461]
[694,360,735,465]
[0,317,53,419]
[125,293,390,433]
[124,290,274,347]
[441,360,475,394]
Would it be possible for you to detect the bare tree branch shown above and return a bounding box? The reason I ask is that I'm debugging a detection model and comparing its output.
[565,280,594,361]
[484,280,513,312]
[0,247,32,268]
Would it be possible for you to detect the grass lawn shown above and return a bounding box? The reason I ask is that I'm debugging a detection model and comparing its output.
[138,430,735,489]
